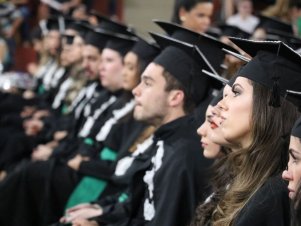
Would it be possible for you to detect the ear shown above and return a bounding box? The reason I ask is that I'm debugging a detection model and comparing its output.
[179,7,187,22]
[168,90,185,108]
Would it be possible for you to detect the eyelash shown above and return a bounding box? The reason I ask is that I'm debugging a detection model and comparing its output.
[144,80,151,86]
[231,86,240,97]
[289,153,300,164]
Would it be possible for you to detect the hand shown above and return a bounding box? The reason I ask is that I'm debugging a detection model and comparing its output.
[54,130,68,141]
[23,90,35,99]
[33,110,50,119]
[72,219,99,226]
[0,171,7,181]
[31,145,53,161]
[67,155,89,171]
[60,203,102,223]
[27,62,38,75]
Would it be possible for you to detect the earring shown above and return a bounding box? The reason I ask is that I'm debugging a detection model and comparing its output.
[180,16,186,22]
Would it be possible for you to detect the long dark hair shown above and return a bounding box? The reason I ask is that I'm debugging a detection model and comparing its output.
[171,0,213,24]
[191,80,300,226]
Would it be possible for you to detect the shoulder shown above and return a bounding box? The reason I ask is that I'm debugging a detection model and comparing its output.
[234,176,290,226]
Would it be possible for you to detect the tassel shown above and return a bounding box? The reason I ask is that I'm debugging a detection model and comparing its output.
[269,76,281,107]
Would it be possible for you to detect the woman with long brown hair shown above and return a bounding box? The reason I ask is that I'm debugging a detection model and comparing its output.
[191,38,301,226]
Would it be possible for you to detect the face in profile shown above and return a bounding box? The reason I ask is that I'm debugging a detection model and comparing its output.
[197,105,222,159]
[179,2,213,33]
[217,76,253,149]
[123,52,140,91]
[132,63,170,125]
[99,48,124,91]
[282,135,301,199]
[82,44,102,80]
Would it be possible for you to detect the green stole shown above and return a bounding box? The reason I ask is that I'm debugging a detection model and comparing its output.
[64,146,117,210]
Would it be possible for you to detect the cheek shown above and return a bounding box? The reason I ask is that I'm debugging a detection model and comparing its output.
[293,166,301,183]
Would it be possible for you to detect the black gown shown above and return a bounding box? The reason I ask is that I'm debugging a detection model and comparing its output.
[95,115,213,226]
[0,93,140,226]
[233,175,290,226]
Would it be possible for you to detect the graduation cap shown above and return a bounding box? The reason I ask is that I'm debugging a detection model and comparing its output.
[291,113,301,138]
[130,37,161,69]
[30,26,43,42]
[153,20,238,74]
[257,14,293,35]
[84,28,110,51]
[150,32,224,104]
[229,37,301,107]
[62,34,75,45]
[285,90,301,110]
[64,17,91,36]
[42,16,65,34]
[90,10,135,37]
[95,29,138,56]
[218,24,251,39]
[266,29,301,50]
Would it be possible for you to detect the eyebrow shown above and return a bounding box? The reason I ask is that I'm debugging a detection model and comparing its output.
[142,75,155,82]
[232,83,243,89]
[289,148,301,159]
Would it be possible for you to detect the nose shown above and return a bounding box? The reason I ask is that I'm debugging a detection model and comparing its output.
[98,62,104,73]
[282,169,293,181]
[197,122,207,138]
[212,105,221,117]
[132,83,141,97]
[82,58,88,69]
[217,98,228,111]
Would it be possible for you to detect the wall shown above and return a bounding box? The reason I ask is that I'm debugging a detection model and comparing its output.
[124,0,174,38]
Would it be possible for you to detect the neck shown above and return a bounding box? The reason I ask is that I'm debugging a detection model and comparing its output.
[153,108,186,129]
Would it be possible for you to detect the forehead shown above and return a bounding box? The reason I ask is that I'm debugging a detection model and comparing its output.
[102,48,120,58]
[73,36,84,45]
[142,63,164,77]
[233,76,252,87]
[290,136,301,152]
[124,51,138,63]
[83,44,100,54]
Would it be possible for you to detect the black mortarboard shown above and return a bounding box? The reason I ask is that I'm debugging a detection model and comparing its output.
[285,90,301,110]
[90,10,135,36]
[98,29,138,56]
[64,17,91,36]
[218,24,251,39]
[62,34,75,45]
[153,20,238,75]
[130,37,160,69]
[30,26,43,42]
[292,116,301,138]
[266,30,301,50]
[222,48,251,63]
[257,14,293,35]
[150,33,220,104]
[46,16,65,33]
[229,37,301,107]
[84,28,110,50]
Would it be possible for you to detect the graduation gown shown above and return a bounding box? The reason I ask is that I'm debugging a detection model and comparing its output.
[233,175,290,226]
[0,93,138,226]
[96,115,212,226]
